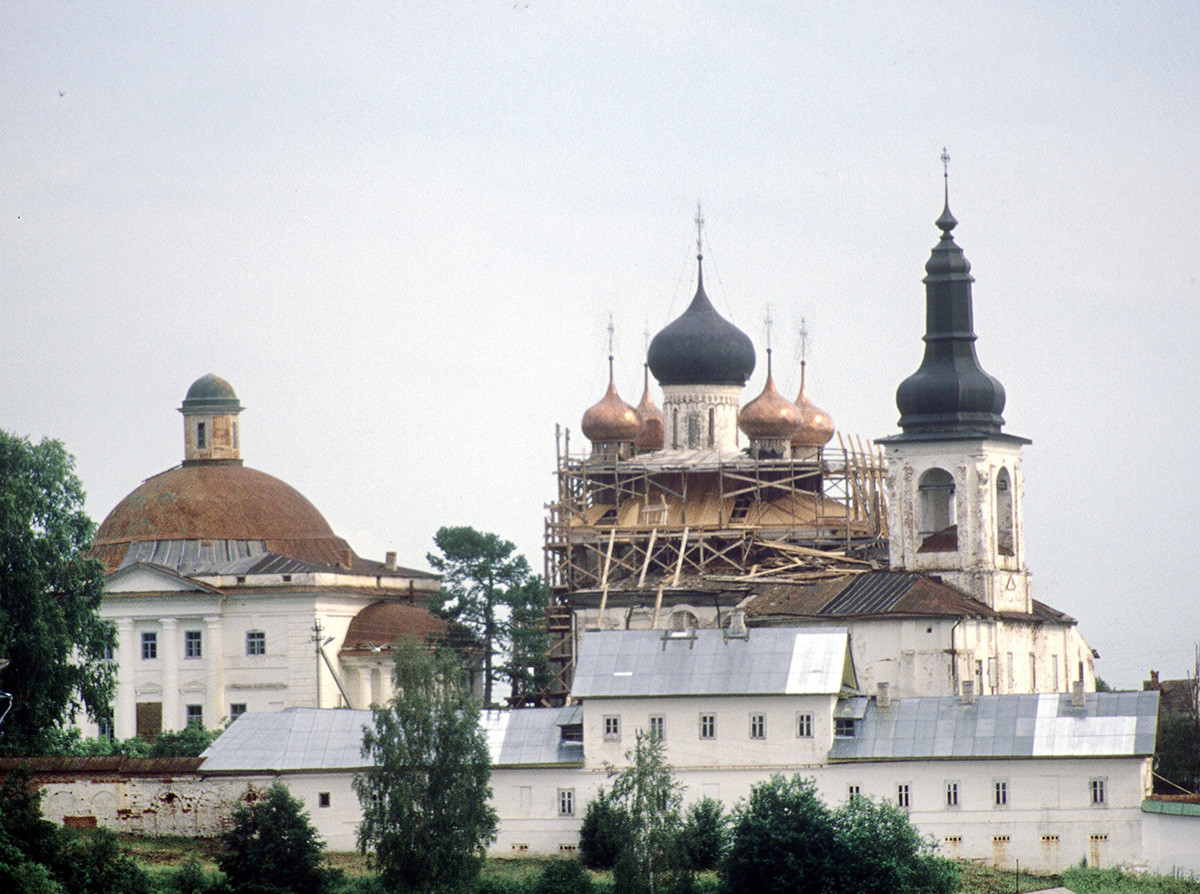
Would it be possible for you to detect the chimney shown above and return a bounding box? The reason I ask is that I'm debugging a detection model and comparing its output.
[342,548,353,569]
[877,681,891,710]
[960,679,975,705]
[726,610,749,640]
[385,551,397,570]
[1144,670,1161,691]
[1072,680,1086,708]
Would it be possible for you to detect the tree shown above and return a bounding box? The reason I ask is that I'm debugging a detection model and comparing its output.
[217,781,338,894]
[828,797,958,894]
[578,787,630,870]
[426,526,549,706]
[0,432,115,754]
[722,775,833,894]
[607,730,685,894]
[680,797,728,872]
[355,638,498,894]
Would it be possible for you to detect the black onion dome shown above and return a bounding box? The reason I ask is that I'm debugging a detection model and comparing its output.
[895,199,1006,435]
[648,258,756,387]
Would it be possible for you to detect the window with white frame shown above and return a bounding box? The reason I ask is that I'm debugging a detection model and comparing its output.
[749,713,765,739]
[897,783,910,809]
[796,713,813,738]
[1090,778,1106,805]
[603,715,620,741]
[834,717,856,738]
[847,785,861,801]
[186,704,203,727]
[994,780,1008,807]
[246,630,266,655]
[98,714,114,740]
[699,713,715,739]
[184,630,202,659]
[230,703,247,720]
[558,788,575,817]
[649,715,665,740]
[945,781,960,808]
[141,632,157,659]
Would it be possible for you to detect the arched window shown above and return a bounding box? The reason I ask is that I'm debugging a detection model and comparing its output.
[917,467,956,551]
[996,467,1014,556]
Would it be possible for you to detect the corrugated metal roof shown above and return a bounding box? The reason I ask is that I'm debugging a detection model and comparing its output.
[570,628,853,699]
[820,572,920,615]
[482,707,584,766]
[829,691,1159,761]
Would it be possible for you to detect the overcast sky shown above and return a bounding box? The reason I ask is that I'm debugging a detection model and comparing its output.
[3,2,1197,688]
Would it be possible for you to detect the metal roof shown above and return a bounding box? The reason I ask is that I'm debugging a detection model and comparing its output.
[829,691,1159,761]
[201,706,581,772]
[570,627,854,699]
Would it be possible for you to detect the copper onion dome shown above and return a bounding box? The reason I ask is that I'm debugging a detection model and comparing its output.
[791,361,835,448]
[582,357,643,443]
[738,350,801,441]
[634,364,664,451]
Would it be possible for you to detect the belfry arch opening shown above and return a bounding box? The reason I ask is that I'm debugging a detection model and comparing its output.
[917,467,956,552]
[996,466,1014,556]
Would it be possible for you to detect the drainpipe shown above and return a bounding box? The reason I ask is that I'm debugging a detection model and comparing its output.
[948,618,963,695]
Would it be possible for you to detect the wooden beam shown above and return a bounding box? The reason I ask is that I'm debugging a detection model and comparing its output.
[638,527,658,588]
[596,528,617,627]
[672,527,690,587]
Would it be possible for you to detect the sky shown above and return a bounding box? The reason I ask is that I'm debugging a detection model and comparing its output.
[3,2,1198,688]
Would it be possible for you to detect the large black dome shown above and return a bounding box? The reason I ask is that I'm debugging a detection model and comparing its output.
[647,259,756,387]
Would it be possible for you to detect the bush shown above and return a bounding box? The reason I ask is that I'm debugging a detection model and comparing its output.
[828,797,957,894]
[578,789,630,870]
[534,859,593,894]
[723,775,833,894]
[680,798,728,872]
[160,857,225,894]
[476,873,531,894]
[218,781,339,894]
[57,828,154,894]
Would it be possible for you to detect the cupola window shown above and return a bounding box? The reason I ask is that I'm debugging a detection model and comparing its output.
[196,421,207,449]
[917,468,956,551]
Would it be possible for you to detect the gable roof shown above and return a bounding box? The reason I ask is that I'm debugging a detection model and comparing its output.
[830,691,1159,761]
[570,627,856,699]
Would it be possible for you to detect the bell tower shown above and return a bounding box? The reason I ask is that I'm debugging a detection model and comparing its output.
[878,156,1031,613]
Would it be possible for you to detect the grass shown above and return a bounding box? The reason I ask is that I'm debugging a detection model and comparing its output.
[107,835,1200,893]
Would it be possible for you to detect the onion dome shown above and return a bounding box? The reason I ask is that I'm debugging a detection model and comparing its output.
[647,255,756,387]
[180,373,242,414]
[582,357,643,444]
[633,364,664,451]
[791,361,835,448]
[894,192,1006,436]
[738,350,801,441]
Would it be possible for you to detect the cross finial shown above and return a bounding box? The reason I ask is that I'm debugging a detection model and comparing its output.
[606,313,615,358]
[763,305,774,352]
[694,202,704,257]
[798,317,809,362]
[941,146,951,202]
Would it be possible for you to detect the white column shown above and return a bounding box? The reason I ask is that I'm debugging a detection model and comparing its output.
[114,618,137,739]
[161,618,179,731]
[205,615,225,725]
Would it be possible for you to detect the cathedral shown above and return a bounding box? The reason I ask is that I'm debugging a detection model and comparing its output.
[546,193,1095,704]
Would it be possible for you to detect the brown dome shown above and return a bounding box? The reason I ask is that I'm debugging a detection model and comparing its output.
[92,464,351,571]
[791,361,835,448]
[739,352,801,441]
[634,366,664,451]
[581,360,643,444]
[341,601,449,652]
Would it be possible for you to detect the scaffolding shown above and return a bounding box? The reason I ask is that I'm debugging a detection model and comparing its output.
[542,426,889,699]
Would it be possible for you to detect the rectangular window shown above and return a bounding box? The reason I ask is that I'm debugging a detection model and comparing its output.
[318,792,331,808]
[603,715,620,741]
[186,704,203,727]
[103,642,114,661]
[141,632,157,660]
[994,780,1008,807]
[230,703,247,720]
[835,717,857,738]
[749,713,765,740]
[197,421,206,449]
[796,713,813,738]
[848,785,861,801]
[987,657,997,692]
[97,714,114,740]
[945,781,960,808]
[897,784,910,809]
[184,630,202,659]
[246,631,266,655]
[649,715,665,741]
[699,713,715,740]
[1090,778,1106,805]
[558,788,575,817]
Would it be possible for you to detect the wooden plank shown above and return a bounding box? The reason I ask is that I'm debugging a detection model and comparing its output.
[595,529,617,628]
[637,527,658,588]
[651,582,665,628]
[671,527,690,587]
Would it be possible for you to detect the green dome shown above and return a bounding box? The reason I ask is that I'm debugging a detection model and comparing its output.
[180,373,243,414]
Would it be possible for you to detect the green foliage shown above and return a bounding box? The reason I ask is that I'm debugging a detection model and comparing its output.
[426,526,550,706]
[828,797,958,894]
[149,723,222,757]
[1094,677,1113,692]
[723,775,833,894]
[355,639,498,894]
[57,828,154,894]
[1156,711,1200,794]
[0,767,65,889]
[475,872,532,894]
[160,858,225,894]
[679,798,727,873]
[0,432,116,755]
[579,788,630,870]
[533,859,594,894]
[606,731,685,894]
[218,781,339,894]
